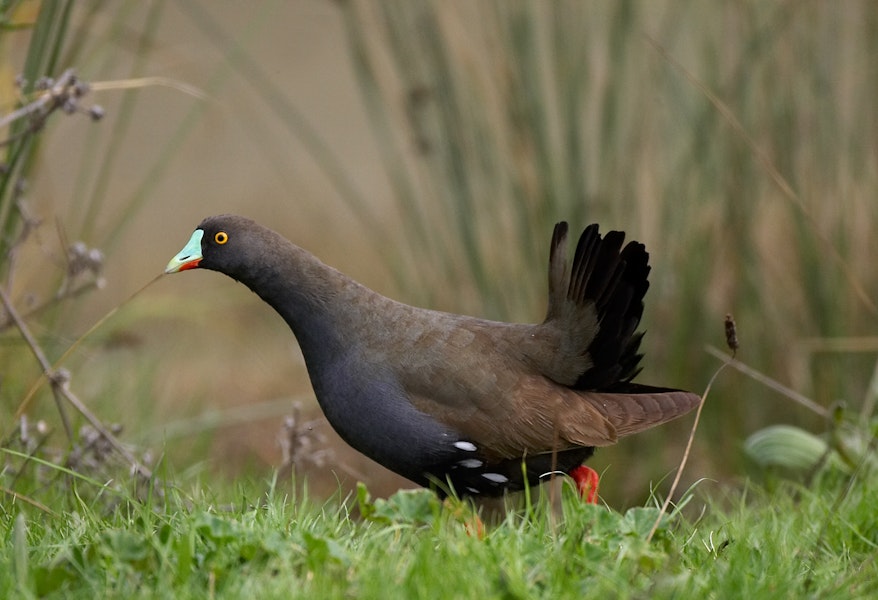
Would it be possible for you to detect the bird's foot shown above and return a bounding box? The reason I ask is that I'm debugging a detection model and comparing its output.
[569,465,599,504]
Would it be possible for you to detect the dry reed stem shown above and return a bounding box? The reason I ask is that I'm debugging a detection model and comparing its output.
[704,345,829,418]
[645,359,725,543]
[0,282,156,479]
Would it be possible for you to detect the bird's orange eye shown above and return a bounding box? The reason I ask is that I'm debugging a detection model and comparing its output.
[215,231,229,245]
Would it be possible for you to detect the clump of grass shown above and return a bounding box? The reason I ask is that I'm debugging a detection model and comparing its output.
[1,462,875,598]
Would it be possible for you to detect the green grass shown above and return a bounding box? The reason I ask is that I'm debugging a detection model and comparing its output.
[1,467,876,599]
[2,2,878,596]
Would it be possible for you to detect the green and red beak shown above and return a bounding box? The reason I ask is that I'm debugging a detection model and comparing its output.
[165,229,204,273]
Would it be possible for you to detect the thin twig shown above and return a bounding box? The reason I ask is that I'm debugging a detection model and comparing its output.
[0,69,78,130]
[645,362,727,543]
[7,418,53,490]
[90,76,209,100]
[12,273,163,422]
[0,278,102,332]
[0,262,76,440]
[0,285,152,479]
[704,345,829,418]
[0,485,59,517]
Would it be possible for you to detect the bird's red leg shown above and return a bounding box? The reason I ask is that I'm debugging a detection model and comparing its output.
[569,465,599,504]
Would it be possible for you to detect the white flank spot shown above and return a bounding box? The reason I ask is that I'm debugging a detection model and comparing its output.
[465,487,481,495]
[454,441,477,452]
[482,472,508,484]
[458,459,483,468]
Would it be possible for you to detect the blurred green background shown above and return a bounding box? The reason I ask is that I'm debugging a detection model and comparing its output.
[2,0,876,506]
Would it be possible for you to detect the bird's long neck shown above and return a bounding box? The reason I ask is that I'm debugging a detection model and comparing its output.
[234,241,369,361]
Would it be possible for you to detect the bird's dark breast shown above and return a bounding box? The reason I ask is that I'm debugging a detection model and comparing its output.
[302,350,465,485]
[303,348,593,497]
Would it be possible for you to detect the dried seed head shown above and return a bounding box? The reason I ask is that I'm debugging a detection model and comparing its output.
[724,313,739,355]
[68,241,105,278]
[50,367,71,387]
[73,80,90,97]
[88,105,105,121]
[87,247,105,268]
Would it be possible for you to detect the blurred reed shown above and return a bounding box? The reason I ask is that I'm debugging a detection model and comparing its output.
[333,0,878,493]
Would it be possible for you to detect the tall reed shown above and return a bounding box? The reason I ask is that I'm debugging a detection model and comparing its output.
[335,0,878,489]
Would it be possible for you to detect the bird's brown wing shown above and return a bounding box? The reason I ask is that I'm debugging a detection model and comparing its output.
[388,221,698,459]
[407,348,700,458]
[397,317,699,458]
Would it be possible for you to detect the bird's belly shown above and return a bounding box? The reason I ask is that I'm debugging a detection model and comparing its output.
[306,361,458,485]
